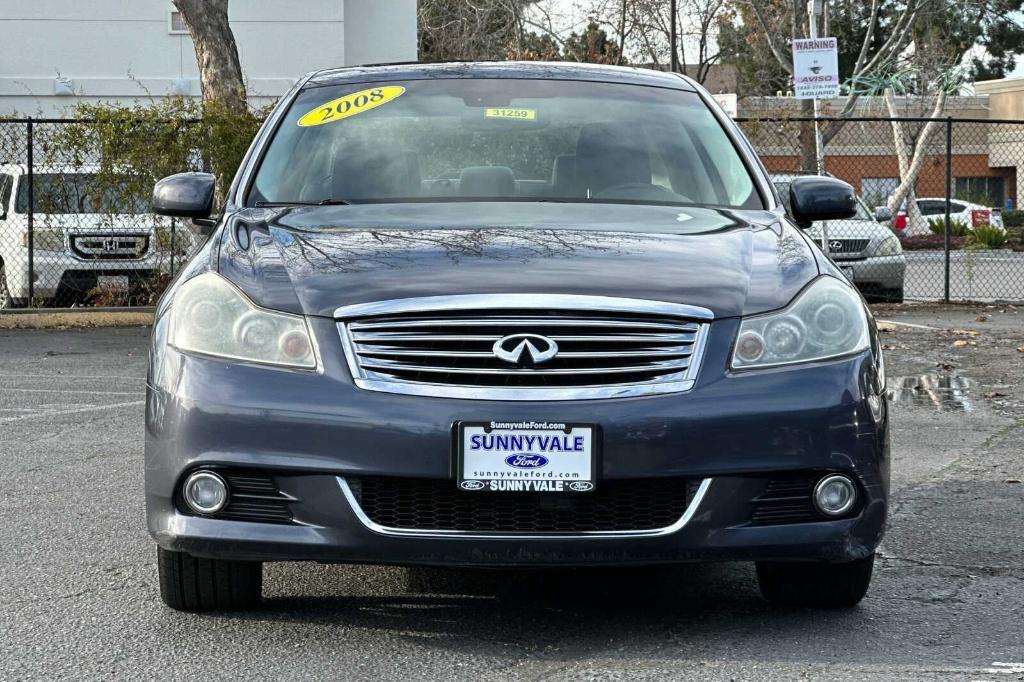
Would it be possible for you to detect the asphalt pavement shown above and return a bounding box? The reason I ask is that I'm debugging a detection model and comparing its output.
[904,250,1024,302]
[2,306,1023,680]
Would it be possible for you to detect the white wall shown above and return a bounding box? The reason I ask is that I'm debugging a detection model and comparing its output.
[0,0,417,116]
[344,0,417,67]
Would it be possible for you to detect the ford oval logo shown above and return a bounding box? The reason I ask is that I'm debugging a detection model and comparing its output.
[569,481,595,492]
[505,454,549,469]
[460,480,485,490]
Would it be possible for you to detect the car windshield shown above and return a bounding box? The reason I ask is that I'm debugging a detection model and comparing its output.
[250,78,761,210]
[15,173,149,214]
[773,180,873,221]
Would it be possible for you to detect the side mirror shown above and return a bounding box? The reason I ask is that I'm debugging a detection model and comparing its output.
[152,172,215,219]
[873,206,893,222]
[788,176,857,227]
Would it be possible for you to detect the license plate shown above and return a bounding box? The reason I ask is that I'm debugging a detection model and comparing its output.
[97,275,129,291]
[455,421,598,493]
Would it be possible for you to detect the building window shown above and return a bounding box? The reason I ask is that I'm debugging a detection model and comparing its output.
[168,10,188,34]
[954,177,1006,208]
[860,177,898,209]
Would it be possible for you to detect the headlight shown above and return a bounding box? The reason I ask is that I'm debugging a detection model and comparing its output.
[872,234,902,257]
[168,272,316,369]
[20,228,65,252]
[731,276,869,369]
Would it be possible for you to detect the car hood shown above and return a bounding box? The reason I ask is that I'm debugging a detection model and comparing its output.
[21,213,167,229]
[217,202,820,319]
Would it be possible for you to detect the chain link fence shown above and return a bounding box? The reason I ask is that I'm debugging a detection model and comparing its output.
[1,116,1024,308]
[0,118,204,309]
[737,116,1024,303]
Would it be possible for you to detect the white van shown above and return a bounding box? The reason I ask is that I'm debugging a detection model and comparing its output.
[0,165,198,307]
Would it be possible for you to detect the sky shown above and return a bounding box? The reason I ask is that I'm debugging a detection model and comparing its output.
[530,0,1024,84]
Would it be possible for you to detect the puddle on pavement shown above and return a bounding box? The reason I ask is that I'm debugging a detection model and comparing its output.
[890,374,975,412]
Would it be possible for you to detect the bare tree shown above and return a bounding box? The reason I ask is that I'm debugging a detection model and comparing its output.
[575,0,726,80]
[685,0,727,82]
[419,0,540,61]
[172,0,246,114]
[884,89,948,227]
[875,65,964,228]
[742,0,1009,151]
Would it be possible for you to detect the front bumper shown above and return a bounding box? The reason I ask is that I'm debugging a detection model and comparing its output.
[2,248,176,300]
[834,254,906,290]
[145,316,890,566]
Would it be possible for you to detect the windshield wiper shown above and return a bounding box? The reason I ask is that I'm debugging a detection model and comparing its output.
[254,198,352,208]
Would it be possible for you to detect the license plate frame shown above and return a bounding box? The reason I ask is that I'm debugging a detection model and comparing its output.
[453,421,600,494]
[96,275,129,291]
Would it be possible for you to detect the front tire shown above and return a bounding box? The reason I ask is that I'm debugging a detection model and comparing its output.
[863,287,903,304]
[756,553,875,608]
[157,547,263,611]
[883,286,904,304]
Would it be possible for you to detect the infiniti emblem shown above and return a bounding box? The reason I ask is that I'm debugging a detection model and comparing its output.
[492,333,559,366]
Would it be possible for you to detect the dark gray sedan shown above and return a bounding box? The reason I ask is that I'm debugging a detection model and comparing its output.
[147,62,889,612]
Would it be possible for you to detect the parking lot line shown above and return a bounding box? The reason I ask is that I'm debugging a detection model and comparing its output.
[0,373,143,380]
[0,399,145,423]
[876,319,942,331]
[1,387,141,395]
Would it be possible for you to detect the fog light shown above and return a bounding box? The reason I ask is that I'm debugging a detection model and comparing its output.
[183,471,228,514]
[813,474,857,517]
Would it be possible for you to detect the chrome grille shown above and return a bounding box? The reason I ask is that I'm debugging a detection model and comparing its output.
[828,239,870,255]
[70,233,149,260]
[335,294,712,400]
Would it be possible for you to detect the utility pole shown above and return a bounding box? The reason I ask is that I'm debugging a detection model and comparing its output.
[670,0,678,72]
[807,0,825,173]
[806,0,829,257]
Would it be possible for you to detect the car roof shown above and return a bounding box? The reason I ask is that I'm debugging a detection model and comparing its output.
[916,197,979,204]
[769,172,835,182]
[305,61,696,91]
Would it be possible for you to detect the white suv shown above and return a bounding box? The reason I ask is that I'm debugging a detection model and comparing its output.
[0,165,198,307]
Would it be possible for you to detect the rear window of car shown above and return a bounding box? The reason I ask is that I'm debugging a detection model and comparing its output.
[250,78,762,211]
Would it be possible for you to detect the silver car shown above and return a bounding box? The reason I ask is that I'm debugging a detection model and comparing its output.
[773,175,906,303]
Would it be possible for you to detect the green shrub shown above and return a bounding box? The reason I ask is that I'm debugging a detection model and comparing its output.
[34,97,271,305]
[927,217,969,237]
[899,233,966,250]
[1002,209,1024,228]
[39,97,270,202]
[972,225,1008,249]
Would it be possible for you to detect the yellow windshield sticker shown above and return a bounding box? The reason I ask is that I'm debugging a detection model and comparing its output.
[484,107,536,121]
[297,86,405,127]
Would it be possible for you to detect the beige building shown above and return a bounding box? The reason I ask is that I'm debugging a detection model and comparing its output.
[735,82,1024,209]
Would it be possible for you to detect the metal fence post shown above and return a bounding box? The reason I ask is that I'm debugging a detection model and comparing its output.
[943,116,953,303]
[26,118,34,306]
